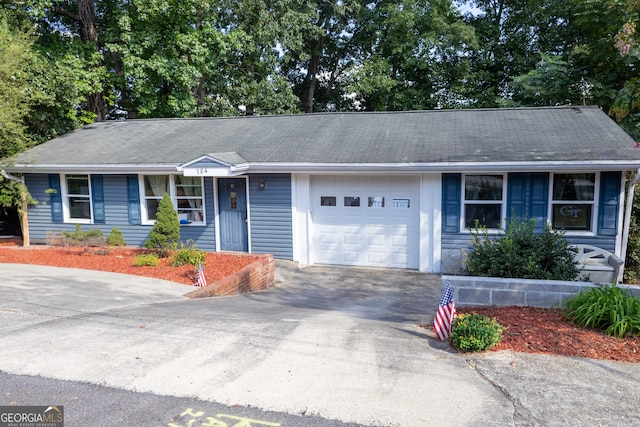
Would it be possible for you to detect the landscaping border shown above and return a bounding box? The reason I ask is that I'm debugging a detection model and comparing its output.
[185,254,275,298]
[443,275,640,308]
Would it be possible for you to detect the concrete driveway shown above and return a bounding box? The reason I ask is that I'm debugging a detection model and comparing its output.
[1,263,639,426]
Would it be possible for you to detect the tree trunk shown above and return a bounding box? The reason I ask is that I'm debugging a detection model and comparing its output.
[19,191,29,247]
[77,0,108,120]
[302,39,323,113]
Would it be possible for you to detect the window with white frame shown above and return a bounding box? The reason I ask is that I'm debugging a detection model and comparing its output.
[552,173,595,231]
[63,174,92,222]
[175,176,204,223]
[141,175,205,225]
[463,174,504,229]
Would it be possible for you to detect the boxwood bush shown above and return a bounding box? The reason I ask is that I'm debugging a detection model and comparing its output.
[463,217,580,281]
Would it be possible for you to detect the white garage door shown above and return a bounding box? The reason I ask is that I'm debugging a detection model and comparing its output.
[310,175,420,269]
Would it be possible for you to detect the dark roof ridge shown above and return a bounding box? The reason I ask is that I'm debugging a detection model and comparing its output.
[119,105,599,123]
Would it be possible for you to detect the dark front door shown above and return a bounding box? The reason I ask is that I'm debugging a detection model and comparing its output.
[218,178,248,251]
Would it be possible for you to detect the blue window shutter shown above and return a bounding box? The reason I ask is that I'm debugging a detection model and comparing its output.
[507,173,526,221]
[598,171,621,236]
[507,173,548,232]
[442,174,461,233]
[528,173,549,233]
[48,174,63,223]
[91,175,105,224]
[126,175,141,225]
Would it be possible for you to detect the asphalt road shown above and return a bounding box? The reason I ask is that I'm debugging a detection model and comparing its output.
[0,372,365,427]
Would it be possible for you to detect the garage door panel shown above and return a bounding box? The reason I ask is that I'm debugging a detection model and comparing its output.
[367,235,386,247]
[342,250,363,264]
[316,250,339,263]
[310,175,420,269]
[391,234,409,247]
[343,231,362,245]
[367,251,387,264]
[391,253,409,265]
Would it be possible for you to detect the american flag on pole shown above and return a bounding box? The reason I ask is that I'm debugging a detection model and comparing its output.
[433,281,457,341]
[194,263,207,287]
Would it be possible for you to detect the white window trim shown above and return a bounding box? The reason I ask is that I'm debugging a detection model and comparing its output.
[461,173,507,232]
[456,172,602,235]
[139,174,206,226]
[61,173,93,224]
[549,172,599,236]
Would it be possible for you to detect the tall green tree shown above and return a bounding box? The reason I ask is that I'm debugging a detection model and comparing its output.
[462,0,577,107]
[609,0,640,140]
[26,0,109,120]
[0,10,38,243]
[282,0,476,112]
[280,0,366,112]
[349,0,476,110]
[0,13,34,158]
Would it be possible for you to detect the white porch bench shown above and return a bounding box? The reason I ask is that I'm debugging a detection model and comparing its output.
[573,245,624,284]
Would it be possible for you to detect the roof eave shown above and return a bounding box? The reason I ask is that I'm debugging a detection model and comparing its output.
[7,159,640,175]
[248,160,640,173]
[7,163,181,174]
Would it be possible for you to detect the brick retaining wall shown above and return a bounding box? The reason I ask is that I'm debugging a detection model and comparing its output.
[185,254,275,298]
[443,275,640,308]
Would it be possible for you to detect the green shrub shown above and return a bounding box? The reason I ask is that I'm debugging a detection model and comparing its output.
[464,217,580,281]
[564,285,640,337]
[171,240,206,267]
[133,253,159,267]
[144,193,180,256]
[62,224,106,247]
[451,313,504,352]
[106,227,126,246]
[623,184,640,282]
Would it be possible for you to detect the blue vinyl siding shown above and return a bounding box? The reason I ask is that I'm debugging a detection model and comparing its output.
[441,232,616,255]
[25,174,217,251]
[248,174,293,259]
[27,174,63,240]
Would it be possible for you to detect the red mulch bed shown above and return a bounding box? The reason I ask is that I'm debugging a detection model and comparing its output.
[0,246,259,286]
[457,306,640,363]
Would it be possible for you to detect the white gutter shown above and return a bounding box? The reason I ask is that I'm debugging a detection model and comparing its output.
[620,168,640,283]
[246,160,640,174]
[8,160,640,174]
[1,169,24,184]
[7,164,180,174]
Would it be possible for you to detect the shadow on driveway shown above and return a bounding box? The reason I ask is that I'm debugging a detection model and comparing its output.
[243,264,442,324]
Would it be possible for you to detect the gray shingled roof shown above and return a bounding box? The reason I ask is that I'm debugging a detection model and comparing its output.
[7,106,640,172]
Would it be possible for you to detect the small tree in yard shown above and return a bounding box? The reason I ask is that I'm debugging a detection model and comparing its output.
[145,193,179,256]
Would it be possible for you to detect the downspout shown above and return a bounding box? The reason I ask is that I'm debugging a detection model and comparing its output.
[1,169,24,184]
[620,168,640,283]
[1,169,29,246]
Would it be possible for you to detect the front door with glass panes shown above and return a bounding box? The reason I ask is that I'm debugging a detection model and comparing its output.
[217,178,248,251]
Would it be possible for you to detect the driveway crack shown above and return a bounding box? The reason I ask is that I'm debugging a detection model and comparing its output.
[465,358,537,427]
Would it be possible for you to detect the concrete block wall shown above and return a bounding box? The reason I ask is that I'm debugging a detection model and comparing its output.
[186,254,275,298]
[443,275,640,308]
